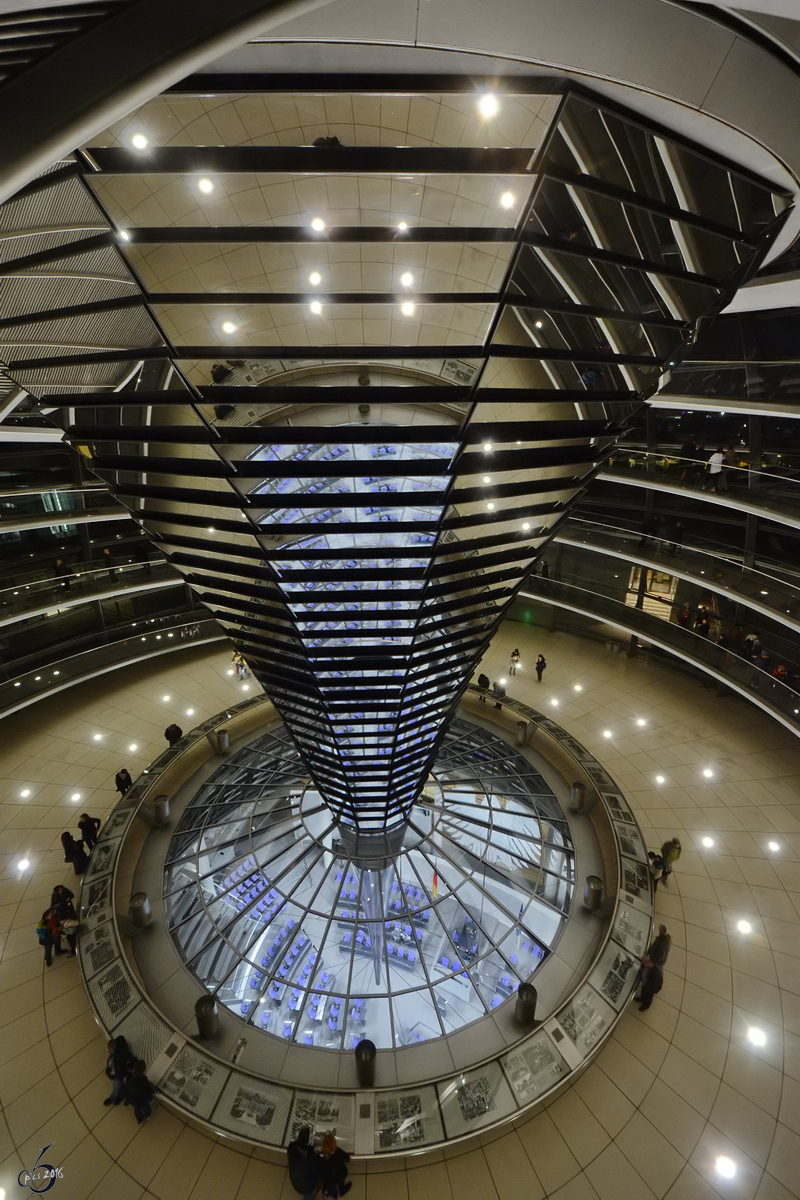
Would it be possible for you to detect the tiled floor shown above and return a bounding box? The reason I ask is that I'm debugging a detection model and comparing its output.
[1,630,800,1200]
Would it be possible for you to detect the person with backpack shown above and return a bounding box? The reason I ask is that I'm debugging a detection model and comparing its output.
[318,1132,352,1198]
[287,1126,319,1199]
[509,648,521,676]
[647,851,666,891]
[36,909,63,967]
[535,654,547,682]
[123,1060,155,1125]
[104,1036,135,1106]
[660,838,682,883]
[477,672,490,702]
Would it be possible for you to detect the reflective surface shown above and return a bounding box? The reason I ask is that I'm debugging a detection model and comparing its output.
[165,718,574,1050]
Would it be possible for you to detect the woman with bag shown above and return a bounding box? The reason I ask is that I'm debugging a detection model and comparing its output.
[535,654,547,682]
[36,909,63,967]
[319,1133,352,1198]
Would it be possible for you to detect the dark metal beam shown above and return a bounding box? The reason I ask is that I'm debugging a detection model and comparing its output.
[166,72,562,95]
[121,226,514,245]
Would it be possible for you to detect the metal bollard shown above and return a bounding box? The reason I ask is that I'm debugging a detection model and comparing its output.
[154,795,170,826]
[584,875,603,912]
[570,781,586,812]
[217,728,230,753]
[195,995,220,1040]
[129,892,152,929]
[354,1038,377,1088]
[515,720,528,746]
[515,982,538,1026]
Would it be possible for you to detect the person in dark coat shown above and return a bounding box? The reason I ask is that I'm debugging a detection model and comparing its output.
[647,925,671,967]
[535,654,546,682]
[164,724,183,747]
[638,957,664,1011]
[287,1126,319,1200]
[123,1060,155,1124]
[36,909,62,967]
[115,768,133,796]
[319,1133,351,1198]
[477,672,490,702]
[53,890,79,955]
[78,813,101,851]
[104,1036,135,1106]
[61,832,88,875]
[50,884,74,910]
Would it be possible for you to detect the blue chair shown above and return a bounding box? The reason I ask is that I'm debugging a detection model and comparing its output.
[407,949,416,964]
[404,925,412,938]
[282,1021,293,1039]
[249,976,259,990]
[343,931,352,945]
[289,997,298,1011]
[453,961,461,972]
[280,926,288,939]
[510,954,519,966]
[501,975,511,988]
[331,1004,340,1018]
[351,1035,360,1049]
[492,995,502,1009]
[288,918,296,930]
[261,1011,271,1028]
[278,965,288,978]
[321,972,331,986]
[309,953,317,966]
[308,1006,317,1019]
[441,956,449,969]
[452,930,460,944]
[302,963,311,976]
[304,1031,314,1046]
[356,931,365,945]
[292,987,301,999]
[329,1017,338,1032]
[262,955,270,967]
[365,936,372,948]
[240,1002,250,1015]
[396,946,406,959]
[353,998,363,1010]
[387,943,394,955]
[392,881,399,892]
[298,933,308,947]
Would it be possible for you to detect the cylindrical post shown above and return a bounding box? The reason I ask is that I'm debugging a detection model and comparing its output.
[515,720,528,746]
[584,875,603,912]
[129,892,152,928]
[153,795,170,826]
[570,781,586,812]
[354,1038,376,1088]
[217,728,230,753]
[515,982,537,1026]
[205,729,219,753]
[195,995,219,1040]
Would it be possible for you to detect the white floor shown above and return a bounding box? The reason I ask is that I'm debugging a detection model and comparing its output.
[1,629,799,1200]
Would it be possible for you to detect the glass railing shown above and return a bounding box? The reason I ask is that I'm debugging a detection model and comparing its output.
[0,615,225,715]
[521,576,800,730]
[661,362,800,403]
[601,448,800,514]
[559,516,800,624]
[0,554,173,616]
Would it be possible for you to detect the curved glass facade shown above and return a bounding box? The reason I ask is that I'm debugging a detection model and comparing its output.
[165,718,574,1050]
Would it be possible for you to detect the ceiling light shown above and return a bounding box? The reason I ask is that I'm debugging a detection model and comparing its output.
[53,670,59,676]
[483,475,491,484]
[574,684,582,691]
[478,94,500,118]
[603,730,612,738]
[550,699,559,707]
[768,840,780,852]
[242,684,250,691]
[222,321,237,334]
[20,789,30,798]
[207,526,216,533]
[522,522,530,531]
[310,300,322,315]
[309,271,321,285]
[131,133,148,149]
[71,792,81,801]
[197,178,214,194]
[487,502,494,510]
[702,768,714,778]
[186,708,195,716]
[499,677,506,686]
[310,217,326,232]
[120,230,131,241]
[129,743,138,752]
[400,271,414,286]
[535,320,543,329]
[397,221,408,231]
[162,695,171,701]
[636,718,646,726]
[483,442,493,452]
[13,681,20,687]
[747,1027,766,1047]
[760,590,768,595]
[499,191,515,209]
[400,301,415,316]
[93,733,102,741]
[655,775,665,784]
[34,676,41,681]
[737,920,752,934]
[167,633,173,638]
[702,836,714,848]
[227,669,234,676]
[17,859,30,872]
[715,1158,736,1180]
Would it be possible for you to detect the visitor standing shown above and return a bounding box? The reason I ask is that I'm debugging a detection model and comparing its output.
[103,1036,135,1107]
[78,813,101,851]
[164,724,183,747]
[319,1133,352,1198]
[287,1126,319,1200]
[123,1060,155,1125]
[36,909,62,967]
[535,654,546,682]
[510,648,521,676]
[115,767,133,796]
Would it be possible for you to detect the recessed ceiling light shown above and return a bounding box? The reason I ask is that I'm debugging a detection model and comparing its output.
[487,502,494,510]
[483,475,491,484]
[478,94,500,118]
[702,836,714,847]
[120,230,131,241]
[13,681,20,687]
[53,670,59,676]
[222,321,237,334]
[207,526,216,533]
[20,789,30,798]
[535,320,543,329]
[309,271,321,285]
[197,178,214,194]
[17,859,30,871]
[522,522,530,531]
[715,1157,736,1179]
[768,840,780,852]
[71,792,80,801]
[655,775,665,784]
[573,684,582,691]
[162,695,171,702]
[93,733,102,741]
[603,730,612,738]
[129,743,138,752]
[761,590,768,595]
[131,133,148,149]
[636,718,646,726]
[747,1026,766,1046]
[400,301,415,316]
[310,217,326,232]
[499,677,507,686]
[400,271,414,286]
[34,676,41,681]
[242,684,250,691]
[499,191,515,209]
[483,442,493,452]
[397,221,408,231]
[186,708,195,716]
[702,768,714,778]
[310,300,322,315]
[737,919,752,934]
[167,633,173,638]
[227,669,234,676]
[550,699,559,707]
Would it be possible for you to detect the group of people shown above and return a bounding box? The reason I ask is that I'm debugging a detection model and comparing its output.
[287,1128,352,1199]
[648,837,682,891]
[676,604,798,683]
[104,1035,155,1125]
[678,439,737,492]
[60,812,101,876]
[232,650,250,679]
[36,884,80,966]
